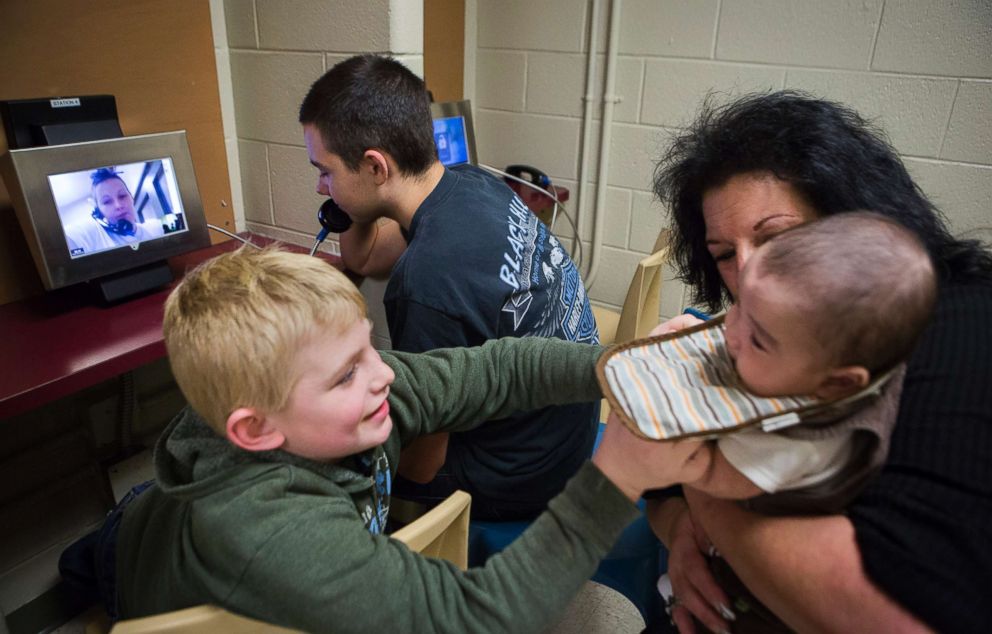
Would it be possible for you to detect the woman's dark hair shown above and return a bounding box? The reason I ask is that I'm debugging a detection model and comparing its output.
[653,90,992,311]
[298,55,436,175]
[90,167,126,189]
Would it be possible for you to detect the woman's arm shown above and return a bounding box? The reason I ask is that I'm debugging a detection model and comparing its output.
[684,488,931,633]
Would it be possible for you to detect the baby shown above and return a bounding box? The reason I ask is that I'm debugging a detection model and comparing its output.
[653,211,937,503]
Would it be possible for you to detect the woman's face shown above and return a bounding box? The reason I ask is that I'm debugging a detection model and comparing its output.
[702,172,819,299]
[94,178,136,225]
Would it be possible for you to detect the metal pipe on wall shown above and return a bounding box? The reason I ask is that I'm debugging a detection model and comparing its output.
[578,0,621,287]
[574,0,600,266]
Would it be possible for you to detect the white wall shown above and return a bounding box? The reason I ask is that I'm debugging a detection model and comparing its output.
[472,0,992,318]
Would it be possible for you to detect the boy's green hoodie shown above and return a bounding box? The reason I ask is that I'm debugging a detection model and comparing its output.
[117,337,640,633]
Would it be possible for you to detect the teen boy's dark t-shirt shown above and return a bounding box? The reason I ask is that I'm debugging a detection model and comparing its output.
[384,165,600,512]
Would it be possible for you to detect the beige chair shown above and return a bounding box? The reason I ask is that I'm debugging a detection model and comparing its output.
[592,230,671,347]
[104,491,472,632]
[591,231,670,422]
[392,489,472,570]
[109,605,301,633]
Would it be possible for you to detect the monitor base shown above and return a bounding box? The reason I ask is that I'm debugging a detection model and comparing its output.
[91,260,173,304]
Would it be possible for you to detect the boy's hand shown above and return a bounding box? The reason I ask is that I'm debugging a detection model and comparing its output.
[592,413,706,501]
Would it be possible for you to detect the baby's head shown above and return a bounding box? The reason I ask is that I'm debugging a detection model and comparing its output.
[725,212,936,399]
[164,246,395,460]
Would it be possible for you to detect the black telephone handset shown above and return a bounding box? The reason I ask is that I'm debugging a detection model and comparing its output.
[92,208,136,236]
[316,198,353,237]
[505,164,551,189]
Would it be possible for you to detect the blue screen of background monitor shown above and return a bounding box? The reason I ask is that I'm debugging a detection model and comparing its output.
[433,115,470,166]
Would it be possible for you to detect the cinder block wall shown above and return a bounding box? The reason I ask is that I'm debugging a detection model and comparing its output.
[218,0,425,348]
[472,0,992,318]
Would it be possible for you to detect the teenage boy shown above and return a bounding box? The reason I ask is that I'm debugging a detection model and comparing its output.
[298,54,600,520]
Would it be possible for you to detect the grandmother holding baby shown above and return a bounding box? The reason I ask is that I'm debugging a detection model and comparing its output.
[644,92,992,633]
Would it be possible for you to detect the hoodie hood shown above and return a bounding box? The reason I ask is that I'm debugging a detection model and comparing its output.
[154,406,385,502]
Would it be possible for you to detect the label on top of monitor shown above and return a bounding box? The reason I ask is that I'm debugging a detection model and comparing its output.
[50,98,82,108]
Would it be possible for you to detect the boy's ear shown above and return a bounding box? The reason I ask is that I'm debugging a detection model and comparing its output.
[363,149,390,185]
[226,407,286,453]
[814,366,871,401]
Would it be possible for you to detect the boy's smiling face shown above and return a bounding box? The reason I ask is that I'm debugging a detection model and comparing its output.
[265,319,395,461]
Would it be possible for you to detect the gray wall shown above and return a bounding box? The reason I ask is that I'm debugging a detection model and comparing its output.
[472,0,992,318]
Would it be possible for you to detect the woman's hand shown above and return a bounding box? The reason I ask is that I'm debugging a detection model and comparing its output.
[663,499,734,633]
[650,313,704,337]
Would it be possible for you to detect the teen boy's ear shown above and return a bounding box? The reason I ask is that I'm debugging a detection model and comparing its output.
[814,366,871,401]
[362,149,390,185]
[226,408,286,452]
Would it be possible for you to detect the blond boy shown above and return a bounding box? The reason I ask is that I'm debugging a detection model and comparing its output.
[113,246,700,632]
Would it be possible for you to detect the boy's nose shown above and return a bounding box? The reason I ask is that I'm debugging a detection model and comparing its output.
[370,360,395,392]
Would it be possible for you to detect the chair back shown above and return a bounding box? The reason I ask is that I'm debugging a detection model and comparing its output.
[110,604,301,633]
[593,230,670,345]
[392,489,472,569]
[106,495,471,632]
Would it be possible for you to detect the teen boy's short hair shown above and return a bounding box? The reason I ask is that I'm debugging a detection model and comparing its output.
[755,212,936,374]
[164,246,367,433]
[298,54,437,175]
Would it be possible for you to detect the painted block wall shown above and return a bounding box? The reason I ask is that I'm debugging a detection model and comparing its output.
[472,0,992,319]
[218,0,425,348]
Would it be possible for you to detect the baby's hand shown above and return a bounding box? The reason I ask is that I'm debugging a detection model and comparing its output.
[650,313,703,337]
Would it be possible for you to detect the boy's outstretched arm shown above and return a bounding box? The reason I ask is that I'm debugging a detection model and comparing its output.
[382,336,605,445]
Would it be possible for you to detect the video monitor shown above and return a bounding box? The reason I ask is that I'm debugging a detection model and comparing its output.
[0,130,209,292]
[430,100,477,167]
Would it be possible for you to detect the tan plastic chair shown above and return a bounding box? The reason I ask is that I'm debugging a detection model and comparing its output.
[392,489,472,570]
[591,231,670,422]
[592,230,670,347]
[109,604,301,633]
[104,491,472,632]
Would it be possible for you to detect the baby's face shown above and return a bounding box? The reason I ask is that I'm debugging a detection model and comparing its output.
[724,261,832,398]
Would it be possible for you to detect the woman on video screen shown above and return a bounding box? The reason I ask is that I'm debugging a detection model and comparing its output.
[63,167,164,256]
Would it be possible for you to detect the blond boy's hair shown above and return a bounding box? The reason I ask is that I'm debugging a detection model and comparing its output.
[163,246,366,433]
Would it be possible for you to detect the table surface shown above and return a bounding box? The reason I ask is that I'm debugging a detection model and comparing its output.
[1,234,342,419]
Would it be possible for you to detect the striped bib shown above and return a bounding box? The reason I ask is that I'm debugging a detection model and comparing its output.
[596,316,819,441]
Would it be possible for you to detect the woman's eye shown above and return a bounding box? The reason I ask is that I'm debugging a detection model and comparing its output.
[713,250,735,263]
[750,334,765,351]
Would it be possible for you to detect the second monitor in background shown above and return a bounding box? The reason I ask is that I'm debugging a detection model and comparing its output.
[430,100,477,167]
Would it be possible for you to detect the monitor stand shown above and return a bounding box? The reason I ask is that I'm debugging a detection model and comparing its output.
[89,260,173,304]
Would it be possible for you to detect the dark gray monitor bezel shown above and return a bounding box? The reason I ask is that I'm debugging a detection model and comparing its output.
[0,130,210,290]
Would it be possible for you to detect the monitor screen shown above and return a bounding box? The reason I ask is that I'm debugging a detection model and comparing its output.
[48,158,189,259]
[432,115,470,167]
[0,131,210,291]
[430,100,477,167]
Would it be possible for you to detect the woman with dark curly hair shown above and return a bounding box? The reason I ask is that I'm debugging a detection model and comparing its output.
[646,91,992,633]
